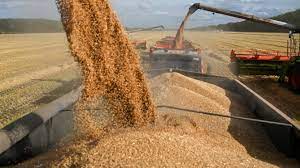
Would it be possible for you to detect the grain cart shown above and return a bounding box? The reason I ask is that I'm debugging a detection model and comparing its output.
[186,3,300,90]
[128,25,164,50]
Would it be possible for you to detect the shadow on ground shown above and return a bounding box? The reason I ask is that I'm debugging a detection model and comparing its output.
[32,79,81,106]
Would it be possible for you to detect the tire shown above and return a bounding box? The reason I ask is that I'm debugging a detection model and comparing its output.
[288,65,300,90]
[229,62,239,76]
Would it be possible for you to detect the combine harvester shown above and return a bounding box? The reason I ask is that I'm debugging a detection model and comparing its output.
[149,36,206,73]
[186,3,300,90]
[148,10,206,73]
[0,3,300,166]
[128,25,164,50]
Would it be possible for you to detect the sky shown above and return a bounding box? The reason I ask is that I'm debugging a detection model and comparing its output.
[0,0,300,28]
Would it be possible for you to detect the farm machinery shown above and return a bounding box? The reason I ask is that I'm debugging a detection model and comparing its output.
[149,36,205,73]
[148,11,205,73]
[186,3,300,90]
[128,25,164,50]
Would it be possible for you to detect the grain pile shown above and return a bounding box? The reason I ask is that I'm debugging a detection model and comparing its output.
[19,73,299,168]
[56,0,155,128]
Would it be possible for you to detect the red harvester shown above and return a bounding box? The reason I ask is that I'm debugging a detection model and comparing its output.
[148,8,205,73]
[188,3,300,90]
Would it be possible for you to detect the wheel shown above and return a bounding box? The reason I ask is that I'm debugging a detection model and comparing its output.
[199,61,207,74]
[229,62,239,76]
[141,43,147,50]
[288,65,300,90]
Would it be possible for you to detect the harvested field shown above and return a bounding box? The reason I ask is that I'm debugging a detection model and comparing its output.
[184,31,289,57]
[0,33,73,81]
[18,73,299,167]
[0,67,81,128]
[0,33,81,128]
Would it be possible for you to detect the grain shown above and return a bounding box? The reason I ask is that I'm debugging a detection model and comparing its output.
[19,73,299,168]
[56,0,156,128]
[14,0,300,166]
[173,11,193,49]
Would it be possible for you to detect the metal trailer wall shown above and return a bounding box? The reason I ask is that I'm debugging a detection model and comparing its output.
[0,88,81,166]
[165,69,300,159]
[234,80,300,159]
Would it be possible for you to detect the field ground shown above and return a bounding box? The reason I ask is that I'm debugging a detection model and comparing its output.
[0,31,299,128]
[0,33,81,128]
